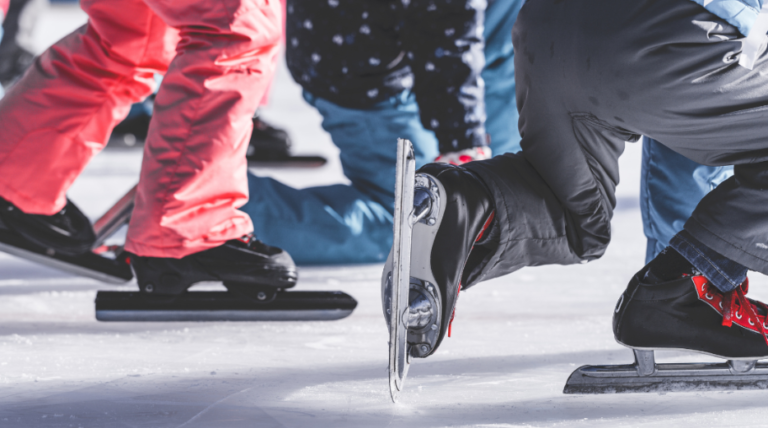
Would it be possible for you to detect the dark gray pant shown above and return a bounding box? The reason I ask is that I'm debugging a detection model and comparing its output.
[463,0,768,285]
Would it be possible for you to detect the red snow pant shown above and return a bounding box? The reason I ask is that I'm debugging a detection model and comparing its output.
[0,0,281,258]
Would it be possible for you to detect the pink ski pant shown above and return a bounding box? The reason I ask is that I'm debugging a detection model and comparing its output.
[0,0,281,258]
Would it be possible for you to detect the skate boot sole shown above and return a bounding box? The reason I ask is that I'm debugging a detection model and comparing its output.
[615,339,768,361]
[382,174,447,354]
[403,173,447,358]
[131,256,296,302]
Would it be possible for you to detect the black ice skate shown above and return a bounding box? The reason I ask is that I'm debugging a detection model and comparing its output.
[98,231,356,322]
[564,268,768,394]
[382,139,494,401]
[109,112,151,148]
[0,185,358,321]
[129,233,297,298]
[246,115,327,168]
[0,194,132,283]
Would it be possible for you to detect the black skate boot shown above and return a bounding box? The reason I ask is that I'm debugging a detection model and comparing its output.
[564,256,768,394]
[382,162,495,359]
[245,115,292,162]
[614,267,768,360]
[0,197,96,256]
[110,113,151,147]
[129,234,298,302]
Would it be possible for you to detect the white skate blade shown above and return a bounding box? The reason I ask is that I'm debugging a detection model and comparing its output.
[564,349,768,394]
[388,139,418,403]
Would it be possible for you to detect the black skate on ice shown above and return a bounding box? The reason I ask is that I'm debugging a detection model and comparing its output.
[564,267,768,394]
[0,185,357,321]
[99,231,356,322]
[129,234,297,299]
[246,116,327,168]
[0,194,133,283]
[382,139,494,401]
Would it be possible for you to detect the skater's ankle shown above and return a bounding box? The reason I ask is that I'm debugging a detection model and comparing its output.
[643,247,694,284]
[669,231,748,293]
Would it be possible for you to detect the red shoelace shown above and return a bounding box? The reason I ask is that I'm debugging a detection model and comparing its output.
[697,276,768,347]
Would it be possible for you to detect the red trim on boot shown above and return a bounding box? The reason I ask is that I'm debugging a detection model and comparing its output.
[448,283,461,337]
[448,210,496,338]
[475,212,496,243]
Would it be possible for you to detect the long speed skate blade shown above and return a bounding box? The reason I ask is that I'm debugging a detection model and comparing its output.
[564,351,768,394]
[388,138,417,402]
[0,221,132,284]
[95,291,357,321]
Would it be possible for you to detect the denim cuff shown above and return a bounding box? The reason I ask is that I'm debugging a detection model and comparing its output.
[669,230,748,293]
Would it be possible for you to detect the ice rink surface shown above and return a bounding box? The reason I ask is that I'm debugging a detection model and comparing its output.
[3,4,768,427]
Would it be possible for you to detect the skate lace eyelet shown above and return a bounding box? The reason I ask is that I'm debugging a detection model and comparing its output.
[719,301,724,310]
[701,284,707,292]
[764,322,768,329]
[705,293,713,300]
[749,318,755,326]
[736,311,742,320]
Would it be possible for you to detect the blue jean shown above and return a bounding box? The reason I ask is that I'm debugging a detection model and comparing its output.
[670,230,748,293]
[640,137,733,263]
[483,0,524,155]
[241,90,439,264]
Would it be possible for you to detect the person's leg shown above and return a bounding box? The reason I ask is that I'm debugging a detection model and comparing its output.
[640,137,733,262]
[124,0,281,258]
[0,0,175,215]
[242,90,439,264]
[391,0,768,362]
[482,0,524,155]
[497,0,768,285]
[504,0,768,357]
[417,0,768,288]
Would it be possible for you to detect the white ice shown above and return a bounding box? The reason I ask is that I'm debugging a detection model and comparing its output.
[2,4,768,427]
